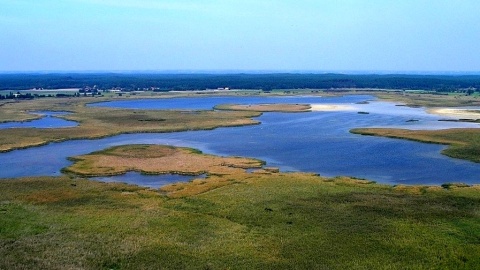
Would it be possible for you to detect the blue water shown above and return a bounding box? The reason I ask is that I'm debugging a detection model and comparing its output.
[1,95,480,186]
[0,111,78,129]
[88,95,369,110]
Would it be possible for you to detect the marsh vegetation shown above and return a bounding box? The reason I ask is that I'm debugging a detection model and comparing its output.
[1,167,479,269]
[63,144,264,178]
[0,96,261,152]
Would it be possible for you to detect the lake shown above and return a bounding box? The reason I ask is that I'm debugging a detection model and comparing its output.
[1,95,480,186]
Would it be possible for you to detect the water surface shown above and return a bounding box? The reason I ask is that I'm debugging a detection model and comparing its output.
[91,172,205,189]
[0,111,77,129]
[1,95,480,186]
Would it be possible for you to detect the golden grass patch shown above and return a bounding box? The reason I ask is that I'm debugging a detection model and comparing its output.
[160,175,243,198]
[64,144,264,178]
[22,189,79,204]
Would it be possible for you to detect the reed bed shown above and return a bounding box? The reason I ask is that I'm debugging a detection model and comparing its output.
[63,144,264,178]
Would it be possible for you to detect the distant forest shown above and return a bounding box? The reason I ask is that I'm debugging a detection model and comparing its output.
[1,73,480,92]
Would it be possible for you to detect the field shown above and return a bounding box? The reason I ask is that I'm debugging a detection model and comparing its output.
[1,90,480,269]
[1,164,479,269]
[0,173,480,269]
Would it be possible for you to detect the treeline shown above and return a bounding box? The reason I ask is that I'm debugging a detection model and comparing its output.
[0,92,34,100]
[1,73,480,92]
[0,91,82,100]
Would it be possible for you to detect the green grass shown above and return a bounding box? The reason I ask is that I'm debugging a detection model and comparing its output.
[1,174,479,269]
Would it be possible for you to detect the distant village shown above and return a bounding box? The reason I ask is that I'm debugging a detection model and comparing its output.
[0,85,235,100]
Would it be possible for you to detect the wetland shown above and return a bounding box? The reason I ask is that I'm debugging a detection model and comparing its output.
[1,90,480,269]
[1,94,479,185]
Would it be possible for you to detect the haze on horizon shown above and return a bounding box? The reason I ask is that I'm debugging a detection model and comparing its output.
[1,0,479,73]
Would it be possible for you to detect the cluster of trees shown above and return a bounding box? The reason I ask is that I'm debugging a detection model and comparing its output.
[0,91,84,100]
[1,73,479,92]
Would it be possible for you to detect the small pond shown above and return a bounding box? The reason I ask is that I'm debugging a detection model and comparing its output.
[0,111,78,129]
[91,172,205,189]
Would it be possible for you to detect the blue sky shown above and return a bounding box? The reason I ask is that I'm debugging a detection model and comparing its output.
[1,0,479,72]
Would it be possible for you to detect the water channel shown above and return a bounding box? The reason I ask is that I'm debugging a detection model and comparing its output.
[0,111,78,129]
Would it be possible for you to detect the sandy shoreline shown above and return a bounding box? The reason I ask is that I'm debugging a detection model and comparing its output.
[428,108,480,120]
[310,104,356,111]
[310,102,480,120]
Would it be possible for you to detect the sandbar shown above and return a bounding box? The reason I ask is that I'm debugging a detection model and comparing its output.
[428,108,480,120]
[309,104,356,111]
[215,103,311,112]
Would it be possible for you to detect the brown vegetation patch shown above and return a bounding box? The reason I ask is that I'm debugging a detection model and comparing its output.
[63,144,265,178]
[101,144,177,158]
[328,176,377,185]
[23,189,79,204]
[392,185,439,194]
[160,175,243,198]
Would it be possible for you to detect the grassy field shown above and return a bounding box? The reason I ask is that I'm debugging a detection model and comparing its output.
[1,172,479,269]
[0,100,43,123]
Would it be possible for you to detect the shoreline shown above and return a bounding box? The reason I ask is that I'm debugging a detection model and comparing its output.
[309,104,356,111]
[427,107,480,120]
[1,93,480,186]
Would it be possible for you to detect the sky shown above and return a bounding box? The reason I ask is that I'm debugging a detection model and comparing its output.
[1,0,479,73]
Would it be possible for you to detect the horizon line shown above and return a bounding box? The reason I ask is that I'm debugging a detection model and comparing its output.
[1,69,480,75]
